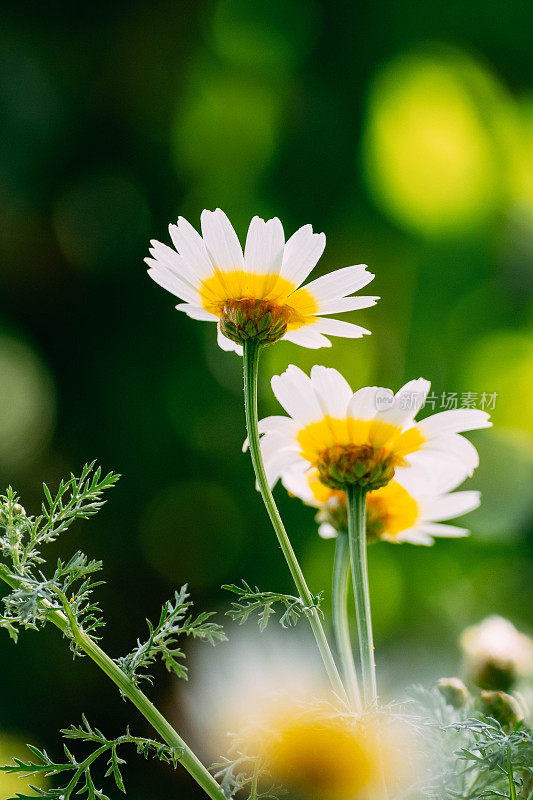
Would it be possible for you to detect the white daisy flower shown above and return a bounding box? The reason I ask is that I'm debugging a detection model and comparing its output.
[281,461,481,545]
[258,365,492,492]
[145,209,378,354]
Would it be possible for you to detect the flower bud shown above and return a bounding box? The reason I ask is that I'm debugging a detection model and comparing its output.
[219,298,290,345]
[436,678,470,710]
[477,690,527,730]
[460,616,533,691]
[317,444,396,492]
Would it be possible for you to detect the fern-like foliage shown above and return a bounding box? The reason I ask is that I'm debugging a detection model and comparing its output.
[1,463,119,572]
[115,585,227,685]
[222,581,322,631]
[211,753,286,800]
[0,716,182,800]
[0,464,118,648]
[405,685,533,800]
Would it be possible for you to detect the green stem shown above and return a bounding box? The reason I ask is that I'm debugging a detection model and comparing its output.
[0,565,226,800]
[250,758,260,800]
[242,338,347,702]
[345,489,390,800]
[346,485,377,706]
[507,747,517,800]
[332,532,361,710]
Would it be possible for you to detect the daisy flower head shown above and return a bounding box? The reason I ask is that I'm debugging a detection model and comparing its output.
[259,365,492,494]
[282,461,481,545]
[145,209,378,354]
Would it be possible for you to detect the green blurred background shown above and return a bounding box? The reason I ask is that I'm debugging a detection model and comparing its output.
[1,0,532,796]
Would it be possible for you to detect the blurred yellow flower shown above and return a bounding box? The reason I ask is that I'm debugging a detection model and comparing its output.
[261,705,409,800]
[283,461,480,545]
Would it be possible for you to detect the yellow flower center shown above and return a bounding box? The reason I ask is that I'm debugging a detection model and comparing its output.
[199,271,318,331]
[366,481,419,538]
[265,714,377,800]
[308,472,420,540]
[296,417,425,491]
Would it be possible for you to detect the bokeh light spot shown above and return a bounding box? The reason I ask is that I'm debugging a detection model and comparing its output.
[461,330,533,435]
[362,49,511,236]
[172,70,282,193]
[140,481,244,588]
[0,735,48,797]
[0,335,55,472]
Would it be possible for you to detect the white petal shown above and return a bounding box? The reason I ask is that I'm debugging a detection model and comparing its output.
[377,378,430,428]
[310,366,353,419]
[314,318,370,338]
[147,244,203,296]
[394,528,435,546]
[168,218,215,281]
[348,387,385,421]
[412,434,480,476]
[262,448,302,489]
[259,433,298,462]
[417,409,492,439]
[271,365,323,424]
[318,523,338,539]
[393,467,429,497]
[201,208,245,272]
[395,460,469,497]
[316,296,380,315]
[302,265,374,303]
[149,240,186,272]
[416,522,470,538]
[421,490,481,521]
[282,326,332,349]
[217,326,243,355]
[258,416,299,437]
[244,216,284,275]
[146,263,200,305]
[281,225,326,287]
[175,304,218,321]
[281,468,317,506]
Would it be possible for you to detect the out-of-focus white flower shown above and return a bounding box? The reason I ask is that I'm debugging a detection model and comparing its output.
[179,628,416,800]
[460,616,533,690]
[146,209,377,353]
[259,365,491,491]
[179,628,327,760]
[282,461,480,545]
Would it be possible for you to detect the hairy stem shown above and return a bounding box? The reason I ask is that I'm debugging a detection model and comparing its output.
[250,758,260,800]
[507,747,517,800]
[332,532,361,709]
[346,485,377,706]
[242,338,347,702]
[0,564,226,800]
